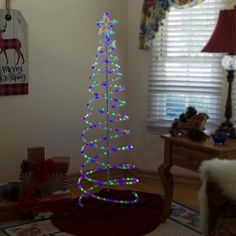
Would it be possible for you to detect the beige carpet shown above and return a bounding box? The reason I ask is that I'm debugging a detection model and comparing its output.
[146,219,200,236]
[0,200,200,236]
[0,219,200,236]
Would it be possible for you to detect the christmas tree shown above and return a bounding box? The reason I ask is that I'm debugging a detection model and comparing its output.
[78,12,139,206]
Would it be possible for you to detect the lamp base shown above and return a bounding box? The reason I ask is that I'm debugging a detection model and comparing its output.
[217,121,236,138]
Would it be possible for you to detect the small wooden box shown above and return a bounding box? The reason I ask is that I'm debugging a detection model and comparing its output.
[21,174,67,193]
[27,147,45,167]
[53,156,70,173]
[31,192,74,217]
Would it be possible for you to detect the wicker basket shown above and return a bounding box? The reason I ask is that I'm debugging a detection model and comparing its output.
[21,173,67,193]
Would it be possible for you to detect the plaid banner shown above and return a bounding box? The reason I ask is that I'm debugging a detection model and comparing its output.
[0,10,28,95]
[0,83,28,95]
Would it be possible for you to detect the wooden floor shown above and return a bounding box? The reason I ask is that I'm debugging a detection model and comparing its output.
[69,177,200,210]
[0,176,199,227]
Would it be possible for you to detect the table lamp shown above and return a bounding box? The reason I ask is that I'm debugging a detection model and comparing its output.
[202,7,236,138]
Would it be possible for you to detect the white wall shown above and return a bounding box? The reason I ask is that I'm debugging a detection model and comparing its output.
[127,0,197,177]
[0,0,199,182]
[0,0,128,181]
[127,0,164,171]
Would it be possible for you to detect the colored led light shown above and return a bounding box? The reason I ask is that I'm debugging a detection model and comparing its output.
[78,12,139,206]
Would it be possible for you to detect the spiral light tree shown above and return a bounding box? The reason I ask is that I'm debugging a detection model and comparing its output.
[77,12,139,206]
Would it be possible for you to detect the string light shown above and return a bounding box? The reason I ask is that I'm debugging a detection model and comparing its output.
[78,12,139,206]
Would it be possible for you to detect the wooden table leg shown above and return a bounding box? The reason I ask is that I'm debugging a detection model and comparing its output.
[158,140,173,223]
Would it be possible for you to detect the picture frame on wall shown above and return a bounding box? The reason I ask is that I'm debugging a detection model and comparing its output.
[0,10,28,96]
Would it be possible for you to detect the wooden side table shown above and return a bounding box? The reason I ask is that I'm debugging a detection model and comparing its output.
[158,134,236,223]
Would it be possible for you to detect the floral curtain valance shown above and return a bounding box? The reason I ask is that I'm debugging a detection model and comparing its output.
[139,0,205,49]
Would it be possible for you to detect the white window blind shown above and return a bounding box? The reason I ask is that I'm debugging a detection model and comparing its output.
[148,0,234,129]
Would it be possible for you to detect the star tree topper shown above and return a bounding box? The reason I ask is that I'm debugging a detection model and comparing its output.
[96,12,118,41]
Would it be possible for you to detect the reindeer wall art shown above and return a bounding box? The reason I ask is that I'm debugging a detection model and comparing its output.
[0,10,28,96]
[0,22,25,65]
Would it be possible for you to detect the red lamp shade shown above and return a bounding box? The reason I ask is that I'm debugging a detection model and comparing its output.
[202,8,236,53]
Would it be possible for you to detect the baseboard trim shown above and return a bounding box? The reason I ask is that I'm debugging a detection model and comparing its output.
[67,168,200,187]
[130,168,200,186]
[173,173,200,187]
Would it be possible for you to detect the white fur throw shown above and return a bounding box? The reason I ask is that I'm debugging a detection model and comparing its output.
[199,159,236,236]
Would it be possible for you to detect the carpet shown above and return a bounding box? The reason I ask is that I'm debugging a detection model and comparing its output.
[0,192,200,236]
[52,189,163,236]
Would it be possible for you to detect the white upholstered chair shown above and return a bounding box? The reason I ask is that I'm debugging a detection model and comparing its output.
[199,159,236,236]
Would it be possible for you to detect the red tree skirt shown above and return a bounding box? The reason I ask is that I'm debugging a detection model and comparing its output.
[52,189,163,236]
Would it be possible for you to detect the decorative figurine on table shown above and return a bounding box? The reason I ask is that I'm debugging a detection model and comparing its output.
[170,106,209,141]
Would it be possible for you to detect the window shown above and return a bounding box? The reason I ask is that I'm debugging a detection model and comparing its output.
[148,0,235,130]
